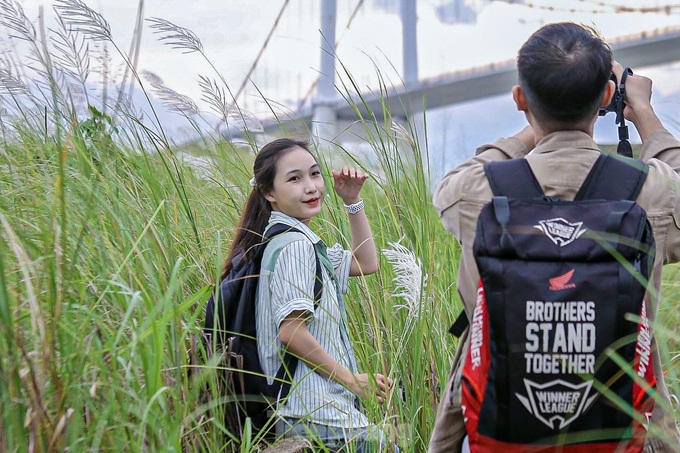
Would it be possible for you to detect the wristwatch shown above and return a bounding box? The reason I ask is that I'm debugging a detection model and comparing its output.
[343,198,364,215]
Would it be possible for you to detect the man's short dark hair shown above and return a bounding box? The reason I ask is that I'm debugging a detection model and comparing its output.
[517,22,612,125]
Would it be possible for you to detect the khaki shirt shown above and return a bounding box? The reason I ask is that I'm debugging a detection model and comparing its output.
[431,129,680,450]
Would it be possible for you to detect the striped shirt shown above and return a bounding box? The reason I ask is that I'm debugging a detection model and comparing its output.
[256,211,369,428]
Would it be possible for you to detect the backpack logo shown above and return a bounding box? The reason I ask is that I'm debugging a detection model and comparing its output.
[534,218,586,247]
[549,269,576,291]
[516,379,597,430]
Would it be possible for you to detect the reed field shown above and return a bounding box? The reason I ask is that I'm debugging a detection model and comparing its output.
[0,1,678,451]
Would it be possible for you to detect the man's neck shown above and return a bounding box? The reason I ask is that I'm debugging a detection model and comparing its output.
[532,118,596,143]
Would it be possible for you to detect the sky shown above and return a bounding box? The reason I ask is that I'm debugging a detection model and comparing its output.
[4,0,680,171]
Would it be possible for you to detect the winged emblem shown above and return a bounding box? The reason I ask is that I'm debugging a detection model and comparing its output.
[549,269,576,291]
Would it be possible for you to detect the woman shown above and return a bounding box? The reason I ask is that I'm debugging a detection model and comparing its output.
[222,138,397,451]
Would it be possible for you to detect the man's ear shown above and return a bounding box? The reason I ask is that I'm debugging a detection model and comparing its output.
[600,79,616,107]
[513,85,528,112]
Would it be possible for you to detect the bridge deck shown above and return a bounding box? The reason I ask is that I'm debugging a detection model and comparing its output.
[238,27,680,136]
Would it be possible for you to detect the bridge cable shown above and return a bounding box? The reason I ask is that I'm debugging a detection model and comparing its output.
[496,0,679,15]
[234,0,291,103]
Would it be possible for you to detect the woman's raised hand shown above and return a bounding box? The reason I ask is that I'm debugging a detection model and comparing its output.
[332,167,369,204]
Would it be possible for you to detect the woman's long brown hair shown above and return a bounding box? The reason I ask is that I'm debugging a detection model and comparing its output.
[220,138,313,281]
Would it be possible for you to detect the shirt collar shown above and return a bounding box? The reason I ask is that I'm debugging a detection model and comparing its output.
[532,130,601,156]
[266,211,322,244]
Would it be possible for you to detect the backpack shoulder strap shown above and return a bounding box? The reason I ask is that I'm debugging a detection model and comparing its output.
[262,223,323,306]
[484,159,544,197]
[260,223,325,401]
[450,159,543,337]
[575,154,647,201]
[449,310,469,338]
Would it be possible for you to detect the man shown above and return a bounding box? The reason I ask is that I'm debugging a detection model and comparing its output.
[430,22,680,452]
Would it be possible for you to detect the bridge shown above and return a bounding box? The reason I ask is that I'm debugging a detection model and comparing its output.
[221,0,680,146]
[332,27,680,122]
[245,26,680,144]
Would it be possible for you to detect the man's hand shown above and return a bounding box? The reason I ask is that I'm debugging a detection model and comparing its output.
[612,60,663,141]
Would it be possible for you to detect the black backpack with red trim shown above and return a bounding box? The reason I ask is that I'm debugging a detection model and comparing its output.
[461,154,656,452]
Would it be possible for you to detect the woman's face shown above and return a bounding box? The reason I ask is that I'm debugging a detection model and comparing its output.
[264,146,326,225]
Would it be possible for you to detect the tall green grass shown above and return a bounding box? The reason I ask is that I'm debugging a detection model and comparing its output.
[0,1,677,451]
[0,89,457,452]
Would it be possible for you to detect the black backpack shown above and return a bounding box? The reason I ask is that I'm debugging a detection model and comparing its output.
[460,154,657,452]
[203,223,323,440]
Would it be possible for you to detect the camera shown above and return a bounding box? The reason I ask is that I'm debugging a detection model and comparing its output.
[598,73,622,116]
[598,68,632,117]
[599,67,634,157]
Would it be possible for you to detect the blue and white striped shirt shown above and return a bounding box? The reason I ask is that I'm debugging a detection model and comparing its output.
[256,211,369,428]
